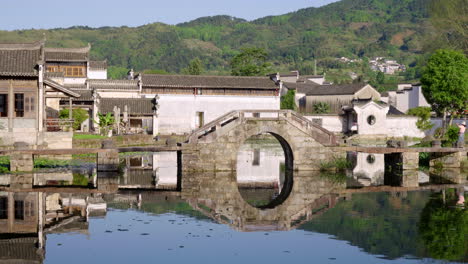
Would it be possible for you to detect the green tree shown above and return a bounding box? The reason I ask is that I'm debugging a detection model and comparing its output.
[407,107,434,131]
[313,102,330,114]
[108,66,129,80]
[376,71,385,84]
[59,108,89,131]
[280,90,296,110]
[182,58,204,75]
[143,69,170,75]
[230,47,271,76]
[421,49,468,126]
[419,191,468,262]
[94,113,115,136]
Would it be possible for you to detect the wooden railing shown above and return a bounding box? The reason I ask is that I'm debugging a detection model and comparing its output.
[187,110,337,146]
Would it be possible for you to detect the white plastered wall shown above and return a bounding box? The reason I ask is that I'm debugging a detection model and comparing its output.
[146,94,280,135]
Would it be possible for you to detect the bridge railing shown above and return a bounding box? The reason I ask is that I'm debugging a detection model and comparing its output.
[188,111,239,143]
[187,110,337,146]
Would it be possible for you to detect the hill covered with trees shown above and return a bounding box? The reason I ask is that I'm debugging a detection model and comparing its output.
[0,0,433,83]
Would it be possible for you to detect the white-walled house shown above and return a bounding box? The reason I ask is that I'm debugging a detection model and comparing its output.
[139,74,280,135]
[382,83,430,113]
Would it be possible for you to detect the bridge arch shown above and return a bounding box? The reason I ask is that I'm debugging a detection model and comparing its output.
[181,110,339,172]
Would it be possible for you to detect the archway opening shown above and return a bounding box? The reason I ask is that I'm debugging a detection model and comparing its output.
[236,132,293,209]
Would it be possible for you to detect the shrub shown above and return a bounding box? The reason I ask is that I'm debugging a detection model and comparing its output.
[59,108,89,131]
[280,90,296,110]
[443,125,460,147]
[407,107,434,131]
[313,102,331,114]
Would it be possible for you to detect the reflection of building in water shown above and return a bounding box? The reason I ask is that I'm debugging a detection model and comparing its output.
[119,153,178,190]
[349,152,385,187]
[236,142,285,188]
[0,191,108,263]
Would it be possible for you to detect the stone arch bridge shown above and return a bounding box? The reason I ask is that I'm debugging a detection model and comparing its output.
[180,110,339,172]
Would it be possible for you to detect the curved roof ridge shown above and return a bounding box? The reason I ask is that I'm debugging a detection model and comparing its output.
[44,45,90,53]
[0,40,44,50]
[141,73,271,79]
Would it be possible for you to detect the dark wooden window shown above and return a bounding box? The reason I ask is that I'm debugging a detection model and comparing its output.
[0,94,7,117]
[14,200,24,220]
[0,197,7,219]
[15,94,24,117]
[253,149,260,166]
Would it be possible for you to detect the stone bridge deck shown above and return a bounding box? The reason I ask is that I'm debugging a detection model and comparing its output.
[182,110,339,171]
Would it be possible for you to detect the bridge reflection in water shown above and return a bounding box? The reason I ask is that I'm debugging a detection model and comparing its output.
[0,141,467,263]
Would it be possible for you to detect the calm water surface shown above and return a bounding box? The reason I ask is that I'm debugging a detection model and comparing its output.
[0,138,466,263]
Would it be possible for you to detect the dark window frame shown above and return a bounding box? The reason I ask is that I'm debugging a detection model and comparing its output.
[15,93,24,117]
[0,94,7,117]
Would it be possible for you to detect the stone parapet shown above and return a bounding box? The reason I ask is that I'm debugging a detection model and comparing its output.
[430,151,466,168]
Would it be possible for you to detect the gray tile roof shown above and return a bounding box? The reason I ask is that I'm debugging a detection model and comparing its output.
[99,98,156,115]
[70,89,94,101]
[89,60,107,70]
[304,83,368,96]
[141,74,278,89]
[0,41,43,77]
[44,46,89,62]
[89,79,139,90]
[44,78,81,97]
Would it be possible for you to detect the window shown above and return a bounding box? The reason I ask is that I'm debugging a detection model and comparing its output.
[0,197,7,219]
[367,115,376,126]
[253,113,260,118]
[253,149,260,166]
[15,94,24,117]
[14,200,24,220]
[367,154,376,164]
[0,94,7,117]
[46,65,85,77]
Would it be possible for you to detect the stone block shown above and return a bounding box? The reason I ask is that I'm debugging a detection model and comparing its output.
[402,152,419,170]
[97,149,119,172]
[430,152,462,168]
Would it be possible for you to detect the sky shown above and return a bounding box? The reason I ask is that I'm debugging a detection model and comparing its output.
[0,0,338,31]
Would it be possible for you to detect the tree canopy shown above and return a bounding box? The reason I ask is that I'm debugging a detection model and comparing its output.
[230,47,271,76]
[420,49,468,116]
[182,58,204,75]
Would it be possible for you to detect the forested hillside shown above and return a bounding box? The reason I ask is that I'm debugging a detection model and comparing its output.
[0,0,431,80]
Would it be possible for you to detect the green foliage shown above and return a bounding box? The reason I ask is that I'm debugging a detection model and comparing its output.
[376,71,385,84]
[320,157,352,171]
[230,47,271,76]
[313,102,331,114]
[421,49,468,116]
[95,113,115,136]
[143,69,170,75]
[72,173,89,186]
[73,134,106,140]
[444,125,460,146]
[108,66,129,80]
[33,158,70,168]
[429,0,468,52]
[419,191,468,261]
[280,90,295,110]
[59,108,89,130]
[407,107,434,131]
[182,58,204,75]
[0,0,432,78]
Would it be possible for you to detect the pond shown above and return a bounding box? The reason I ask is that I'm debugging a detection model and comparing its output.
[0,137,466,263]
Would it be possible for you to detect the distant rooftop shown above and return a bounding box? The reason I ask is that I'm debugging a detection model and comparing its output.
[141,74,278,90]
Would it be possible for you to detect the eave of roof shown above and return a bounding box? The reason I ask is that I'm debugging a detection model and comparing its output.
[44,78,81,97]
[141,74,278,90]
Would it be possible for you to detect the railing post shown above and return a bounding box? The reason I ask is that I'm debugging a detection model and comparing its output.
[239,112,245,123]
